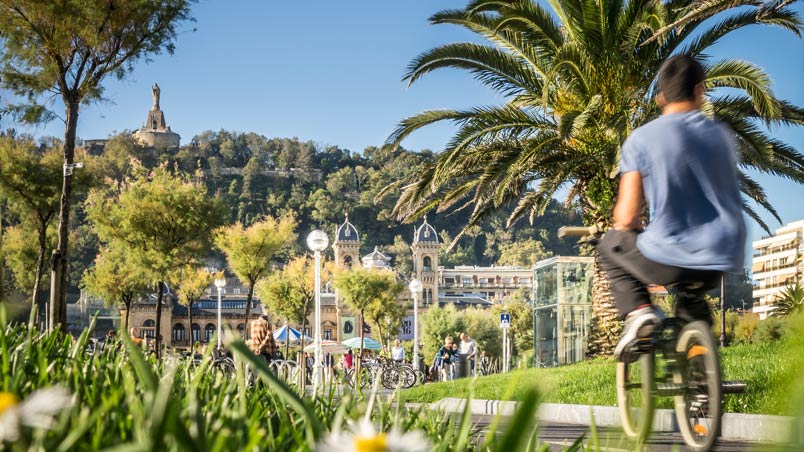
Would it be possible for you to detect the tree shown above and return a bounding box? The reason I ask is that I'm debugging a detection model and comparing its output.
[332,267,403,371]
[86,166,225,358]
[215,214,297,337]
[771,283,804,318]
[420,303,465,362]
[383,0,804,355]
[255,256,331,358]
[0,0,195,332]
[82,244,149,331]
[176,267,214,346]
[492,293,533,358]
[497,238,552,267]
[0,138,91,315]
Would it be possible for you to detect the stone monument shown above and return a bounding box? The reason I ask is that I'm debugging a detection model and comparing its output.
[133,82,180,149]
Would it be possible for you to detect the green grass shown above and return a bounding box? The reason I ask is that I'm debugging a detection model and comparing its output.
[404,339,801,415]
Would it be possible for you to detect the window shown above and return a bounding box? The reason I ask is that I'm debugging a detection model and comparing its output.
[324,330,332,340]
[192,323,201,342]
[205,324,216,342]
[143,319,155,327]
[172,324,185,342]
[423,256,432,271]
[237,323,245,333]
[233,288,241,295]
[344,255,353,269]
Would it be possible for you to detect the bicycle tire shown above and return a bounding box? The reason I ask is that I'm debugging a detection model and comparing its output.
[616,352,655,443]
[673,321,721,452]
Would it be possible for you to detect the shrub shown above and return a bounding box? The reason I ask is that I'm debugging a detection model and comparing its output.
[733,313,759,344]
[754,316,788,343]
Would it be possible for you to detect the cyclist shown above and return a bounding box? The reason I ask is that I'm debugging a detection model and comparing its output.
[599,54,746,364]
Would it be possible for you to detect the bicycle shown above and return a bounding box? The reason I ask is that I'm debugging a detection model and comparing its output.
[559,226,745,451]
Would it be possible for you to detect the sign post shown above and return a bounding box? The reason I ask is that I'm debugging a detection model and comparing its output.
[500,313,510,372]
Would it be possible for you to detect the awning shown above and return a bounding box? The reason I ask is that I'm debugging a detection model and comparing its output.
[751,262,765,273]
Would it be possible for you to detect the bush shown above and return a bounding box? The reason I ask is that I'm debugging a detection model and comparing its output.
[733,313,758,344]
[754,316,787,343]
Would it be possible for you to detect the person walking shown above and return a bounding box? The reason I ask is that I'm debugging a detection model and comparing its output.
[249,314,278,363]
[437,336,454,381]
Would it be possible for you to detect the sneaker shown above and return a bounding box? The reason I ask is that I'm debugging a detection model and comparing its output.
[615,305,662,363]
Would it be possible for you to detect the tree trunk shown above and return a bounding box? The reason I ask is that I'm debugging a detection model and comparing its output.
[188,298,194,348]
[123,296,132,332]
[586,254,621,357]
[50,101,79,332]
[0,202,4,303]
[357,310,365,379]
[32,220,48,330]
[244,282,253,339]
[155,281,164,360]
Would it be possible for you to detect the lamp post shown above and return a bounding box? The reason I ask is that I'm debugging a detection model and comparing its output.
[214,275,227,352]
[306,229,329,391]
[409,278,423,369]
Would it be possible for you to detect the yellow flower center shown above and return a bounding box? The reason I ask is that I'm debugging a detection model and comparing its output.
[354,433,388,452]
[0,392,19,415]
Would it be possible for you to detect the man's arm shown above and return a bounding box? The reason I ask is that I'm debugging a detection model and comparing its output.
[613,171,644,231]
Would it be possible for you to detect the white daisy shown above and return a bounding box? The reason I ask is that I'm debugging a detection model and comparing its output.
[317,418,430,452]
[0,387,73,442]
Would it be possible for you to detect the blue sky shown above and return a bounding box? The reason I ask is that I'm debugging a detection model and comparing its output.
[16,0,804,242]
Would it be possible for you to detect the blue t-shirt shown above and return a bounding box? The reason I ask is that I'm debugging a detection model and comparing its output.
[619,111,745,272]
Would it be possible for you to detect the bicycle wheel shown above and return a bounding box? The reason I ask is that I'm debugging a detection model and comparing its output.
[616,352,655,443]
[673,321,721,452]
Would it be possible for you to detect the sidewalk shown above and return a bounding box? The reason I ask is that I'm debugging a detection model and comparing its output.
[429,398,802,443]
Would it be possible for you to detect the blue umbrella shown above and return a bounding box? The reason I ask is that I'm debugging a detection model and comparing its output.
[341,337,382,350]
[273,325,312,343]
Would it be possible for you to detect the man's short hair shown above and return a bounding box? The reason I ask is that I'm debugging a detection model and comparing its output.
[657,54,705,103]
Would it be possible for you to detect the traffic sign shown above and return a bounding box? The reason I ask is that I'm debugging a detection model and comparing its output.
[500,313,511,329]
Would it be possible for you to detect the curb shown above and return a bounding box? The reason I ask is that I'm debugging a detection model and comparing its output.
[428,398,801,443]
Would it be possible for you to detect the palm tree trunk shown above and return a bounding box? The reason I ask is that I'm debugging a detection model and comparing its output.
[586,254,621,357]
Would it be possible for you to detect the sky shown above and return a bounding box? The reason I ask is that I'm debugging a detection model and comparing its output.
[12,0,804,244]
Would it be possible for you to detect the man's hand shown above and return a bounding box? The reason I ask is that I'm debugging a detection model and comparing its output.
[613,171,645,230]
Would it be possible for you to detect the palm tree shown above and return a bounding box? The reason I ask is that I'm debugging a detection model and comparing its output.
[771,282,804,317]
[381,0,804,355]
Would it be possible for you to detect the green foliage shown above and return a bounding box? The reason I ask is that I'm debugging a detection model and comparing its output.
[771,283,804,317]
[255,256,329,328]
[496,238,552,267]
[82,244,150,329]
[492,295,533,357]
[386,0,804,234]
[421,304,465,361]
[753,316,788,343]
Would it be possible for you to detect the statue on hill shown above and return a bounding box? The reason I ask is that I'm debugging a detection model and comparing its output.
[152,82,160,110]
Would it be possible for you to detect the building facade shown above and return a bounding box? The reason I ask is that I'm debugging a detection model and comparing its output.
[752,219,804,319]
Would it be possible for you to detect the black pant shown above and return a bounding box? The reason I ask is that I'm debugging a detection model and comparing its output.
[597,229,721,323]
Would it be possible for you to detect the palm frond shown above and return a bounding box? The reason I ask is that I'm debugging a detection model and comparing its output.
[705,59,781,119]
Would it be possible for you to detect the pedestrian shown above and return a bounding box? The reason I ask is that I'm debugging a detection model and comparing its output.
[249,314,278,363]
[437,336,454,381]
[344,349,354,370]
[479,350,490,375]
[391,338,405,362]
[459,332,477,376]
[129,327,143,347]
[304,352,314,384]
[450,342,459,379]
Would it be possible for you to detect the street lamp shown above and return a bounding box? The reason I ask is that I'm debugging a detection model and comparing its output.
[306,229,329,391]
[409,278,423,369]
[214,275,227,352]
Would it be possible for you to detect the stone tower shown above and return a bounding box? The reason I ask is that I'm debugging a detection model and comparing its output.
[333,215,360,269]
[412,218,439,306]
[133,82,180,149]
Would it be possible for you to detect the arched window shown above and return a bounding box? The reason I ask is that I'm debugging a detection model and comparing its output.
[423,256,432,271]
[344,255,353,269]
[142,319,156,339]
[172,324,185,342]
[192,323,201,342]
[237,323,245,333]
[205,324,216,342]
